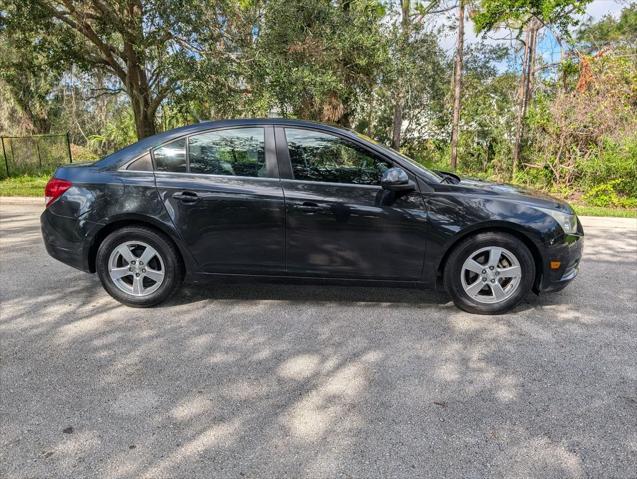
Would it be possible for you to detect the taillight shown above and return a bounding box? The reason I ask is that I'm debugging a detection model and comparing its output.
[45,178,72,207]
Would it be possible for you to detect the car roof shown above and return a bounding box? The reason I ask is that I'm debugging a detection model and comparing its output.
[96,119,354,168]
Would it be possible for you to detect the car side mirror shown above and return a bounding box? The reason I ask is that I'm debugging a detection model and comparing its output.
[381,167,415,192]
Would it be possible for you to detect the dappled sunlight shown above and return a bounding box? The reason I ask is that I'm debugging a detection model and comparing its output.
[278,353,322,380]
[112,389,161,416]
[140,418,244,479]
[280,354,378,443]
[577,217,637,264]
[55,308,121,343]
[206,351,241,364]
[2,206,636,478]
[48,430,103,475]
[448,312,511,336]
[491,435,584,478]
[170,396,214,422]
[220,379,275,401]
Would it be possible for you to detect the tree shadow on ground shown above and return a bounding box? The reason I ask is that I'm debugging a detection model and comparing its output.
[1,210,636,478]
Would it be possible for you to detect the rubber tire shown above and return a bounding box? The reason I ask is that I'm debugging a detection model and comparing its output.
[96,226,183,307]
[443,232,535,315]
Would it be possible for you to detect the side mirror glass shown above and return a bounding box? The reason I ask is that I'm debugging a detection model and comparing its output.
[381,167,415,192]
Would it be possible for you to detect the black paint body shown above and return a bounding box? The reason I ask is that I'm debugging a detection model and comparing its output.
[41,119,583,293]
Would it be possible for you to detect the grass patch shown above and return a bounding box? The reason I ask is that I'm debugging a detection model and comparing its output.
[572,204,636,218]
[0,174,50,197]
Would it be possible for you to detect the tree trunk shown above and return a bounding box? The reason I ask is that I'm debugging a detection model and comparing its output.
[512,18,539,176]
[130,90,157,139]
[124,33,157,139]
[450,0,465,170]
[391,0,411,151]
[391,100,403,149]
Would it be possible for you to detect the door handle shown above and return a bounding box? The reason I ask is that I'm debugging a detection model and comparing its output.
[299,201,321,210]
[173,191,200,203]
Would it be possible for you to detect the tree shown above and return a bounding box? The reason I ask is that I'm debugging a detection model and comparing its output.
[455,43,516,174]
[578,3,637,52]
[391,0,412,149]
[255,0,388,126]
[474,0,592,174]
[160,0,268,121]
[0,8,67,133]
[3,0,189,140]
[511,16,540,174]
[449,0,465,169]
[375,0,451,151]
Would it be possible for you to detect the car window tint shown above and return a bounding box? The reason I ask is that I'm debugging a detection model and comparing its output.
[188,128,266,177]
[126,152,153,171]
[285,128,390,185]
[153,138,187,172]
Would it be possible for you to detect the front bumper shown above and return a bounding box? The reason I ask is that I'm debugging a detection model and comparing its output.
[538,229,584,293]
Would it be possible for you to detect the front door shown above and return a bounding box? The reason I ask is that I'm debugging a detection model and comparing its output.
[153,126,285,274]
[277,127,428,280]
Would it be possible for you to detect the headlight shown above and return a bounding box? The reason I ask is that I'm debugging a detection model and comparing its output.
[536,207,578,234]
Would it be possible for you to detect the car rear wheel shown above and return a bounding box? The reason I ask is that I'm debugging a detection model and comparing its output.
[96,226,183,307]
[443,232,535,314]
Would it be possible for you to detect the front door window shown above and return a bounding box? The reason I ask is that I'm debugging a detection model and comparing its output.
[285,128,390,185]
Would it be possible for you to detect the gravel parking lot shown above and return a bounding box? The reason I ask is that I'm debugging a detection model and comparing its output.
[1,200,636,479]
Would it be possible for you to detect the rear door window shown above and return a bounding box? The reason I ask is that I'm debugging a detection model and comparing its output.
[188,128,266,177]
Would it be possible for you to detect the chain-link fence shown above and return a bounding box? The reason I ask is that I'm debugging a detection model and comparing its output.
[1,133,73,178]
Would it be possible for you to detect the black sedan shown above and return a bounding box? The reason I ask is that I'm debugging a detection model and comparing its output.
[41,119,583,314]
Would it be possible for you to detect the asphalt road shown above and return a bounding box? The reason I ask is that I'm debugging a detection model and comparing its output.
[1,200,636,479]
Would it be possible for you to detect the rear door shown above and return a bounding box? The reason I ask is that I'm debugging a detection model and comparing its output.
[275,126,428,280]
[153,125,285,274]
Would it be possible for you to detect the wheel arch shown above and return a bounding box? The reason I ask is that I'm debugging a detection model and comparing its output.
[436,223,544,293]
[87,215,190,274]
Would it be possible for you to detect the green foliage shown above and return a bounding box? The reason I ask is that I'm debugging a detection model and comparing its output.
[473,0,591,36]
[255,0,388,125]
[584,180,637,209]
[578,137,637,200]
[578,3,637,50]
[0,2,70,133]
[454,48,517,176]
[0,80,32,135]
[0,0,635,214]
[70,144,100,163]
[87,108,137,155]
[522,47,637,207]
[366,3,449,147]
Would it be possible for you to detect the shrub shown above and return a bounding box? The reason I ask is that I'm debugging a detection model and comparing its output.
[584,179,637,208]
[70,144,100,163]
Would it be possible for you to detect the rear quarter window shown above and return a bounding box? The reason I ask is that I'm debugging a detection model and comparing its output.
[126,153,153,171]
[153,138,187,172]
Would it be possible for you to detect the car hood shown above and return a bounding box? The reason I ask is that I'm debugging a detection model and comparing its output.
[457,177,574,213]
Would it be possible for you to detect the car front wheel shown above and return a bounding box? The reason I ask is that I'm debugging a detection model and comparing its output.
[443,232,535,314]
[96,226,183,307]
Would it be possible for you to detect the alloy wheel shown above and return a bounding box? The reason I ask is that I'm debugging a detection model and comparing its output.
[460,246,522,304]
[107,241,165,297]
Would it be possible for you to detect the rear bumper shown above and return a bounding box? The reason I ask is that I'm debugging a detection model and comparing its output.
[538,230,584,293]
[41,209,94,273]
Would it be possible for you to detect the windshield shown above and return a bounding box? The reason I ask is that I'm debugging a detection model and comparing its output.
[353,132,443,182]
